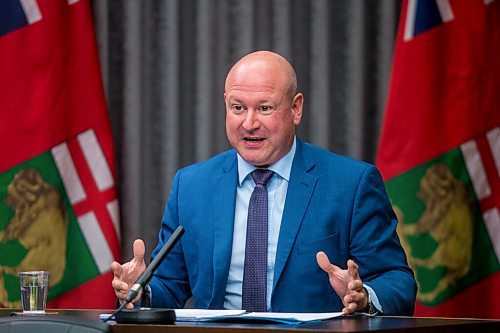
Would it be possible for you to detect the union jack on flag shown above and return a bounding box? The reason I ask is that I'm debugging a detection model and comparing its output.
[404,0,455,40]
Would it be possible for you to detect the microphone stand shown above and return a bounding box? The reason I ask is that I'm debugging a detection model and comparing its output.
[104,226,185,324]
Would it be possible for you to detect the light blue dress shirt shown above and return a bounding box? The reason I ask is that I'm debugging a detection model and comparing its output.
[224,138,296,310]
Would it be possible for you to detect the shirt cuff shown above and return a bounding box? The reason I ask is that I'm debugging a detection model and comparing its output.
[363,284,383,314]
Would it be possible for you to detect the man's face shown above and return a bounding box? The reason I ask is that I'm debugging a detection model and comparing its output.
[225,65,303,167]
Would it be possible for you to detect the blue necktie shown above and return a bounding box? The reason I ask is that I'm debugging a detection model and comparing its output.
[242,169,274,312]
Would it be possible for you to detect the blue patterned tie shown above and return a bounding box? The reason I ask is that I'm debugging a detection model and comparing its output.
[242,169,274,312]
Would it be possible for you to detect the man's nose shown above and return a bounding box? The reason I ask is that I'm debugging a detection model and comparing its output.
[242,110,260,131]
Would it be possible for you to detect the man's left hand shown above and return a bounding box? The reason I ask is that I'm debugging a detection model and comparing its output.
[316,251,368,314]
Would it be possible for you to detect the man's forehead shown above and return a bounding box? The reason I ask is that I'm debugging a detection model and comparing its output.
[226,84,281,100]
[226,83,277,93]
[226,61,286,86]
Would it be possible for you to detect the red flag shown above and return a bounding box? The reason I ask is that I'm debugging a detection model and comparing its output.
[0,0,120,309]
[377,0,499,318]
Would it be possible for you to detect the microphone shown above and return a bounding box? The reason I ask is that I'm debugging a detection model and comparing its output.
[124,226,185,304]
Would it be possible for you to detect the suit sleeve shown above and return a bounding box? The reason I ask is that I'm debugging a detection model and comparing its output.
[349,165,417,315]
[148,170,192,308]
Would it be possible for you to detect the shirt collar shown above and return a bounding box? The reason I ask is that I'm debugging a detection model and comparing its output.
[237,137,296,186]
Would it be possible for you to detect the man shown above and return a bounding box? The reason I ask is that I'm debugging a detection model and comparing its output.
[111,51,417,315]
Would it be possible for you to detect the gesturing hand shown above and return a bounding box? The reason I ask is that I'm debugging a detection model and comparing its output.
[111,239,147,309]
[316,251,368,314]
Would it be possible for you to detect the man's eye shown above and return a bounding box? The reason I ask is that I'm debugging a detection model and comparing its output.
[231,105,244,112]
[258,106,273,113]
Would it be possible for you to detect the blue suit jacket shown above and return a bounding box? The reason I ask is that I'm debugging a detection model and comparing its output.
[149,139,417,315]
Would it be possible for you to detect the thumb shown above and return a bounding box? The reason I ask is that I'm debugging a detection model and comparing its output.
[316,251,339,275]
[132,239,146,263]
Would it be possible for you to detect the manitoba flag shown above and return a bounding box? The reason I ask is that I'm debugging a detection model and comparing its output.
[0,0,120,308]
[377,0,499,318]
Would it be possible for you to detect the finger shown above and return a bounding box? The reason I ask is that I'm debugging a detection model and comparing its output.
[116,289,128,300]
[344,293,354,305]
[112,282,130,301]
[347,259,359,279]
[348,280,364,292]
[316,251,339,274]
[344,302,358,313]
[344,290,364,304]
[112,279,129,292]
[110,261,123,278]
[343,301,358,315]
[133,239,146,263]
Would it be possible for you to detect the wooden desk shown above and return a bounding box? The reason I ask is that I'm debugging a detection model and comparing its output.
[1,309,499,333]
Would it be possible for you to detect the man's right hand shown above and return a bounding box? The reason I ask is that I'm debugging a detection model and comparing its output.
[111,239,147,309]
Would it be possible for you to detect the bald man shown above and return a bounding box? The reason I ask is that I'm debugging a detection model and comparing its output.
[111,51,416,315]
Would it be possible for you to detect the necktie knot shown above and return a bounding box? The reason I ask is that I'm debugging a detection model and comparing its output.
[251,169,274,186]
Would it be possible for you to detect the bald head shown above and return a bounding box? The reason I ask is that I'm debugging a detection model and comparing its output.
[225,51,298,101]
[224,50,304,167]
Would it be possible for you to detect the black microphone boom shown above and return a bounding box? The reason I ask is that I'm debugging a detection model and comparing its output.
[125,226,185,304]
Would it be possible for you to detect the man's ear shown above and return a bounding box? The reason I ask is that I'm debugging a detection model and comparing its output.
[291,92,304,125]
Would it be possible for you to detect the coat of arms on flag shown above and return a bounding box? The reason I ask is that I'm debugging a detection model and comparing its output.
[386,127,499,306]
[0,129,119,307]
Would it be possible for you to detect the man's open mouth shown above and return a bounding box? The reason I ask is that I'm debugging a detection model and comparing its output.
[244,137,265,142]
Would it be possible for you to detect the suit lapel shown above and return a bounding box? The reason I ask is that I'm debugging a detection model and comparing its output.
[273,140,317,290]
[209,152,238,308]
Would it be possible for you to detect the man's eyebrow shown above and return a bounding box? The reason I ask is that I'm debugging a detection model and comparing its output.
[227,96,243,104]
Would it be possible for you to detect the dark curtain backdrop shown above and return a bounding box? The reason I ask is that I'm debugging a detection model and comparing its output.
[90,0,401,259]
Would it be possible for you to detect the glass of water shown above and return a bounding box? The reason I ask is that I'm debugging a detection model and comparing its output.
[19,271,49,314]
